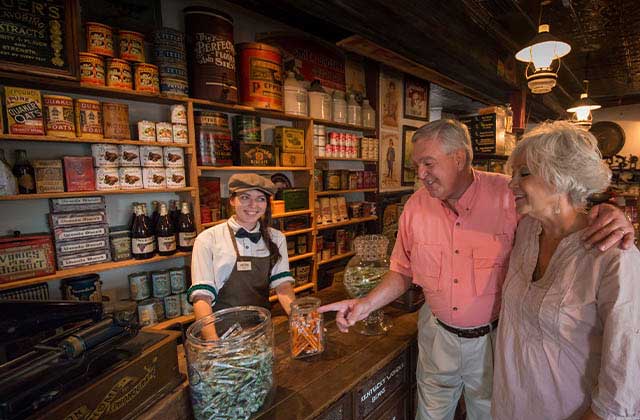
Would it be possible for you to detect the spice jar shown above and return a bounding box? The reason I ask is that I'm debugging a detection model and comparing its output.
[289,296,324,359]
[185,306,275,420]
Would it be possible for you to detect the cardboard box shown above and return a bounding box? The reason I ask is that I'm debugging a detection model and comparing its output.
[4,86,45,135]
[63,156,95,192]
[234,142,276,166]
[274,126,305,153]
[279,151,306,167]
[165,167,186,188]
[33,160,64,193]
[49,196,105,213]
[49,211,107,229]
[0,234,55,283]
[282,188,309,212]
[142,168,166,189]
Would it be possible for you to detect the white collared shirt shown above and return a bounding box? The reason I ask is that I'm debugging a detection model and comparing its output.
[189,217,294,303]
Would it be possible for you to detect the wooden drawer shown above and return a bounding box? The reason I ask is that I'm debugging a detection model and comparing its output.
[354,352,407,419]
[315,392,352,420]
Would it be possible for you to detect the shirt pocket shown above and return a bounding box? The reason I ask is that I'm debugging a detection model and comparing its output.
[411,243,443,292]
[472,237,509,296]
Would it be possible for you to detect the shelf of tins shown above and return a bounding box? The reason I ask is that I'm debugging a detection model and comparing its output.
[311,118,376,133]
[0,252,192,292]
[0,187,196,201]
[317,251,356,267]
[316,216,378,231]
[189,98,310,123]
[0,134,193,149]
[197,166,312,173]
[315,157,378,163]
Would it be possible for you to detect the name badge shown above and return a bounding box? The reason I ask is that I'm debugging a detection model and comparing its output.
[237,261,252,271]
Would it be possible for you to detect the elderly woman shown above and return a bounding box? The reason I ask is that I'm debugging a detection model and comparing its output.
[492,121,640,420]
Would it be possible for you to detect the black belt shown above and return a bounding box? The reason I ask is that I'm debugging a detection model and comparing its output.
[436,318,498,339]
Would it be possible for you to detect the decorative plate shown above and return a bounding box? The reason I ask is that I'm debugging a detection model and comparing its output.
[590,121,625,158]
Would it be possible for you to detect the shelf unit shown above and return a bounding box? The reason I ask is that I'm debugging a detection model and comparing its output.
[0,187,196,201]
[316,188,377,196]
[317,251,356,266]
[316,216,379,231]
[0,134,193,149]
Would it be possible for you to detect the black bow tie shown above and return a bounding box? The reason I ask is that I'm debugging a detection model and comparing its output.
[235,228,262,243]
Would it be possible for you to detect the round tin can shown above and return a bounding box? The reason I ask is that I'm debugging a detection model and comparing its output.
[86,22,114,57]
[151,270,171,297]
[134,63,160,94]
[137,298,164,326]
[184,6,237,103]
[164,295,181,319]
[106,58,132,90]
[75,99,104,139]
[169,267,187,293]
[43,95,75,138]
[158,63,188,80]
[232,115,261,142]
[79,52,105,86]
[153,27,186,49]
[62,274,102,302]
[180,293,193,315]
[128,271,151,301]
[137,120,156,142]
[160,77,189,97]
[118,29,145,62]
[194,111,232,166]
[237,43,283,111]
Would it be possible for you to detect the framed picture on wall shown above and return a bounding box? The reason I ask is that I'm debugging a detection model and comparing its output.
[403,77,429,121]
[401,125,419,186]
[380,70,402,129]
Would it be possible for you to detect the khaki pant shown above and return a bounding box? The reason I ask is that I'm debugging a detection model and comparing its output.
[415,306,496,420]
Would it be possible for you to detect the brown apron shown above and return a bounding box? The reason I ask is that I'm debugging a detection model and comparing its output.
[212,224,272,311]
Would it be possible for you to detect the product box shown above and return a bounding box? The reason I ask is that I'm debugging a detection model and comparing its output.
[95,167,120,190]
[199,177,221,223]
[282,188,309,212]
[163,147,184,167]
[274,126,305,153]
[142,167,166,189]
[137,121,156,142]
[102,102,130,139]
[165,167,186,188]
[119,167,143,189]
[50,210,107,229]
[55,236,110,256]
[56,248,111,270]
[279,151,306,167]
[0,233,55,283]
[4,86,45,135]
[234,142,276,166]
[91,144,120,167]
[140,146,164,167]
[49,196,105,213]
[109,226,131,261]
[53,224,109,243]
[63,156,96,192]
[282,215,310,231]
[155,122,173,143]
[172,123,188,144]
[32,160,64,193]
[119,145,141,167]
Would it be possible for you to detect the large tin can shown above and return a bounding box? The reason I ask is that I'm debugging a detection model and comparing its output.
[137,298,164,326]
[75,99,103,139]
[62,274,102,302]
[194,111,232,166]
[86,22,114,57]
[128,271,151,301]
[151,270,171,297]
[237,42,283,111]
[43,95,75,138]
[118,29,145,62]
[79,52,105,86]
[160,77,189,97]
[153,27,186,50]
[169,267,187,293]
[180,292,193,315]
[184,6,237,103]
[106,58,133,90]
[164,294,181,319]
[232,115,261,142]
[134,63,160,94]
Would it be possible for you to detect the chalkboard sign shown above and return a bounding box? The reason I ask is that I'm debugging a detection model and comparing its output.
[0,0,79,80]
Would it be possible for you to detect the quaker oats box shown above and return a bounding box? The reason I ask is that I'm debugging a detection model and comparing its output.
[118,167,143,189]
[143,167,166,189]
[95,167,120,190]
[119,145,141,167]
[165,167,186,188]
[163,146,184,167]
[91,144,120,168]
[140,145,164,167]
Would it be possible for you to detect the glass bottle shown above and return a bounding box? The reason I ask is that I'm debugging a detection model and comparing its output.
[0,149,18,196]
[347,93,361,126]
[332,90,347,123]
[131,204,155,260]
[284,71,308,117]
[169,199,179,231]
[156,202,177,256]
[361,98,376,128]
[128,202,139,232]
[12,149,35,194]
[150,200,160,234]
[178,201,196,251]
[308,80,331,120]
[505,103,514,134]
[289,296,325,359]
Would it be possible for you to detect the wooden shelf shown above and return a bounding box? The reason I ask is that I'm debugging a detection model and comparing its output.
[317,251,355,266]
[316,216,378,231]
[283,227,314,237]
[272,209,312,218]
[268,282,314,303]
[0,187,196,201]
[198,165,311,172]
[316,188,377,196]
[289,252,315,262]
[312,118,376,132]
[190,98,310,122]
[0,134,192,149]
[0,252,191,291]
[315,157,378,162]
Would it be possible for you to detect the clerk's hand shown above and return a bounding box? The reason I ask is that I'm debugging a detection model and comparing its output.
[583,203,635,251]
[318,299,371,333]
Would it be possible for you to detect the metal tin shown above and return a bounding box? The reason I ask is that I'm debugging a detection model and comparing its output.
[62,274,102,302]
[137,298,164,326]
[91,144,120,167]
[119,167,143,189]
[184,6,237,103]
[232,115,261,142]
[169,267,187,293]
[102,102,130,139]
[134,63,160,94]
[172,124,188,144]
[119,144,141,166]
[43,95,75,138]
[86,22,114,57]
[237,42,283,111]
[137,120,156,142]
[140,145,164,167]
[128,271,151,301]
[106,58,133,90]
[95,167,120,190]
[179,292,193,315]
[118,29,145,62]
[153,28,186,49]
[163,146,184,167]
[194,111,232,166]
[79,52,105,86]
[166,167,186,188]
[109,228,131,261]
[151,270,171,297]
[75,99,103,139]
[164,295,181,318]
[325,170,341,190]
[158,63,188,80]
[160,77,189,97]
[156,122,173,143]
[170,105,187,124]
[142,167,167,189]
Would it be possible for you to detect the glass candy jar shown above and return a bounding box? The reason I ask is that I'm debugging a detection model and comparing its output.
[289,296,325,358]
[332,90,347,123]
[344,234,393,335]
[185,306,275,420]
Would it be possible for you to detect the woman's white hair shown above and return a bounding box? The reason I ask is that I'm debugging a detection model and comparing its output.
[412,119,474,166]
[508,120,611,208]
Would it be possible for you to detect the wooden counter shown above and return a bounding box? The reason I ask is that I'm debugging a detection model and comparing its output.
[142,286,420,420]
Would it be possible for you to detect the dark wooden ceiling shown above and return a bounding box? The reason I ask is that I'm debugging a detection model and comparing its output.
[234,0,639,116]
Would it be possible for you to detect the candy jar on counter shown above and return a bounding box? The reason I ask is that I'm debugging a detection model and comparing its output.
[289,296,325,358]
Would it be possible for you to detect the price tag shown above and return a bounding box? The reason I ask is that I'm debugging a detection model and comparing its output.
[237,261,252,271]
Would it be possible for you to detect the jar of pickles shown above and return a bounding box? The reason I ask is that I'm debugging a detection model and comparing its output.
[289,296,324,359]
[185,306,275,420]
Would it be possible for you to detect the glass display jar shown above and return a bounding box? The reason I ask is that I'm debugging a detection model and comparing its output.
[332,90,347,123]
[344,234,393,335]
[185,306,275,420]
[346,93,361,126]
[289,296,325,358]
[284,71,308,116]
[361,98,376,128]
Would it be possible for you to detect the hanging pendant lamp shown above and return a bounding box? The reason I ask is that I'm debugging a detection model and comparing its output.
[567,80,600,129]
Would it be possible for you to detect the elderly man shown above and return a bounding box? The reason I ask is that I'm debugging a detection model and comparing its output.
[319,119,633,420]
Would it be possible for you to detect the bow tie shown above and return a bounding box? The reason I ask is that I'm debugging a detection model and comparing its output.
[235,228,262,243]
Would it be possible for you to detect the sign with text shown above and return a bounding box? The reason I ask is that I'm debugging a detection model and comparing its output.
[355,353,407,419]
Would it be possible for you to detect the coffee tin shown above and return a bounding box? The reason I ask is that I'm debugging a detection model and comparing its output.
[151,270,171,297]
[106,58,133,90]
[86,22,114,57]
[128,271,151,301]
[169,267,187,293]
[75,99,103,139]
[118,29,145,62]
[237,42,283,111]
[134,63,160,94]
[79,52,105,86]
[43,95,75,138]
[164,295,181,319]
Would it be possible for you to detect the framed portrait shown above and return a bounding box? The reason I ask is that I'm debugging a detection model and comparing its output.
[380,71,402,129]
[379,129,402,192]
[403,77,429,121]
[401,125,419,186]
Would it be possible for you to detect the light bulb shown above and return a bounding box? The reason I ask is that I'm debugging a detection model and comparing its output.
[574,107,591,121]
